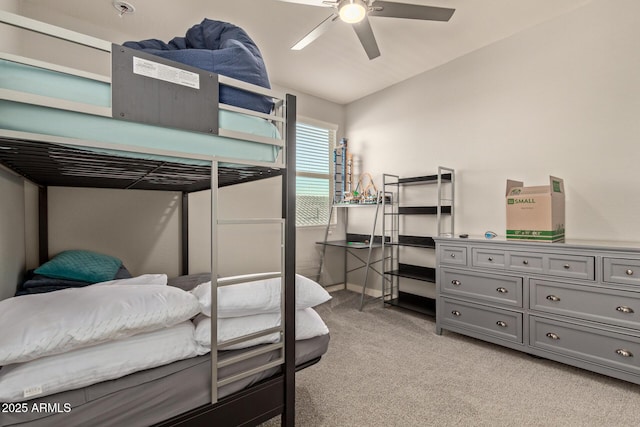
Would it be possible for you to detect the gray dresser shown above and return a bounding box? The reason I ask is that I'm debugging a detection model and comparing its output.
[434,236,640,385]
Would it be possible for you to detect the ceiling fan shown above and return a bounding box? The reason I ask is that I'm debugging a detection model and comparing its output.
[279,0,455,60]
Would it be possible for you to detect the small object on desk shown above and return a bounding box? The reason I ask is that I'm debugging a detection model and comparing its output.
[345,241,369,248]
[459,234,469,238]
[484,231,497,239]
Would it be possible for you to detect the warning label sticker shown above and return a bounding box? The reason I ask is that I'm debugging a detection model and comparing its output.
[132,56,200,89]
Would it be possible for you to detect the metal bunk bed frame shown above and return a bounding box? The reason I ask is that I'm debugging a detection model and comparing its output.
[0,10,297,426]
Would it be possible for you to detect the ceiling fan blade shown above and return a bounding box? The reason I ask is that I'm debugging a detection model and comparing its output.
[369,1,455,21]
[352,16,380,60]
[276,0,332,7]
[291,14,339,51]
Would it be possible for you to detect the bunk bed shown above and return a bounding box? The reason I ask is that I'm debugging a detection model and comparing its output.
[0,10,323,427]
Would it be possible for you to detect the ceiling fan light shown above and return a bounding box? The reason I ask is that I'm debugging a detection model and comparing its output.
[338,0,367,24]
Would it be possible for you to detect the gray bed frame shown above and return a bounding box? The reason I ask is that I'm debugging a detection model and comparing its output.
[0,10,300,427]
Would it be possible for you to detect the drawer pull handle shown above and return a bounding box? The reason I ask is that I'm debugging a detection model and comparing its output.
[546,332,560,340]
[563,264,571,269]
[616,306,635,314]
[546,295,561,302]
[450,253,456,258]
[496,287,508,294]
[451,310,461,317]
[496,321,508,328]
[451,280,461,286]
[487,257,494,262]
[616,349,634,358]
[626,269,634,276]
[523,260,529,265]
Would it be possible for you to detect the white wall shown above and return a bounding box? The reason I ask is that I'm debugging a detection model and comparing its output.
[345,0,640,248]
[48,187,182,276]
[0,167,25,300]
[0,0,25,300]
[0,0,18,50]
[188,178,282,277]
[11,3,120,76]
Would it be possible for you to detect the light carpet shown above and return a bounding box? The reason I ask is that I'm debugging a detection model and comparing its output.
[263,289,640,426]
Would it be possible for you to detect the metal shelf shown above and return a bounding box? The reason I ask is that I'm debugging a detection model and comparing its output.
[385,263,436,283]
[382,167,455,316]
[387,206,452,215]
[385,292,436,316]
[317,234,388,249]
[386,235,435,249]
[397,173,452,185]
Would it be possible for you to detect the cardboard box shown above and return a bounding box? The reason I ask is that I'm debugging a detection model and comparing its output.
[506,176,565,242]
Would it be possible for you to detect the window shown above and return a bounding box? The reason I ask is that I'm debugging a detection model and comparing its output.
[296,120,336,227]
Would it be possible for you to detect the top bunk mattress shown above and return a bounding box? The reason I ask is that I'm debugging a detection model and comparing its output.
[0,59,281,166]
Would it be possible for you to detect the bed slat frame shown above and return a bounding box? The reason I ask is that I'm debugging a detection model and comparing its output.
[0,10,297,427]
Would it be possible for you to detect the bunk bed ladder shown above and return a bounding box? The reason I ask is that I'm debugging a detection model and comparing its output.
[207,94,296,425]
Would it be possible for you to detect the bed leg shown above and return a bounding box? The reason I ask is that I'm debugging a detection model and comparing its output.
[38,186,48,264]
[282,94,297,427]
[181,191,189,276]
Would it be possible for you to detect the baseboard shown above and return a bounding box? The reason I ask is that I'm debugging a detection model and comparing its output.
[324,284,345,293]
[324,283,383,298]
[345,282,382,298]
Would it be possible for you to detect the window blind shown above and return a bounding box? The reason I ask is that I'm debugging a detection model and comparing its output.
[296,122,335,227]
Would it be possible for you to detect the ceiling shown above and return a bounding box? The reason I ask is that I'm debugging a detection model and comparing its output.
[19,0,591,105]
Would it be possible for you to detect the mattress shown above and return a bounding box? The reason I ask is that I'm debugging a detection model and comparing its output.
[0,59,281,165]
[1,334,329,427]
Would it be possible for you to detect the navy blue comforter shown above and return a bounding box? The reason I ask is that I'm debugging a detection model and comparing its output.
[123,19,273,114]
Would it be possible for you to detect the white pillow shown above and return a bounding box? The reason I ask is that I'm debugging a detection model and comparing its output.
[0,321,198,402]
[93,274,168,286]
[191,274,331,318]
[193,307,329,351]
[0,285,200,366]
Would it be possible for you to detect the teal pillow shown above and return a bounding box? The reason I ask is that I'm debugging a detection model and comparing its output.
[35,250,123,283]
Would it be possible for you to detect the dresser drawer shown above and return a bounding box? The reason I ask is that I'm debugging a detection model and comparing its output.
[507,251,544,274]
[441,298,523,343]
[472,248,506,269]
[441,269,523,307]
[506,251,595,280]
[440,245,468,266]
[604,258,640,286]
[530,279,640,329]
[530,316,640,375]
[547,254,595,280]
